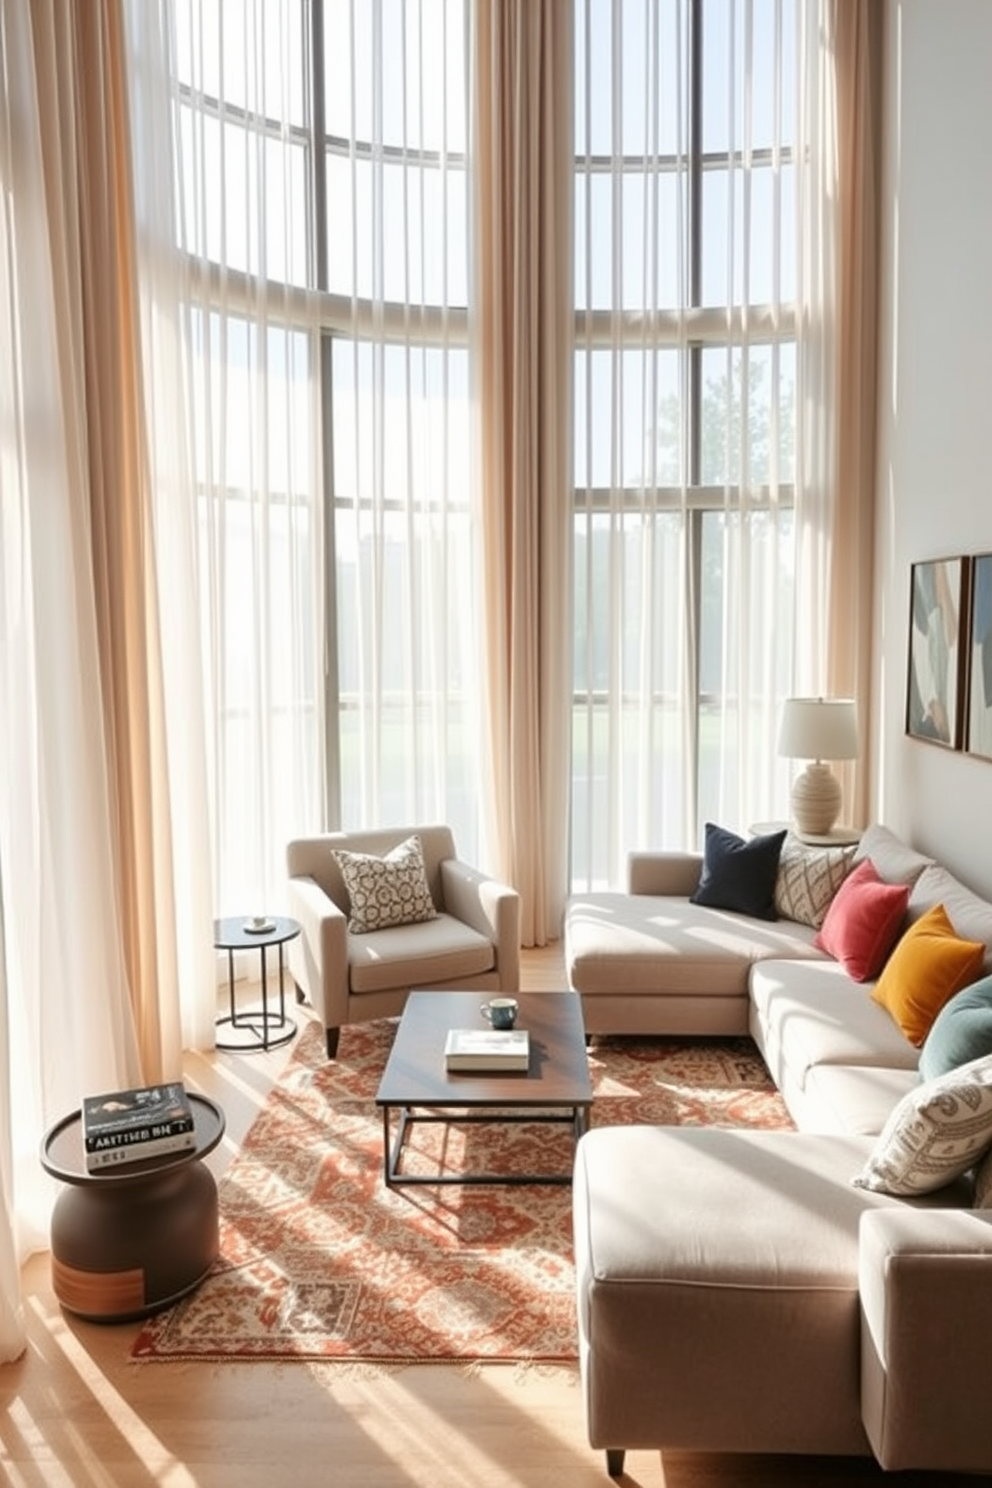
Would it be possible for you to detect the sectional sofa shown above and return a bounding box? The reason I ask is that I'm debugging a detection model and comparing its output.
[565,824,992,1477]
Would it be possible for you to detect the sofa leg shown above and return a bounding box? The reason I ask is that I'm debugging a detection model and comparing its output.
[605,1449,625,1478]
[294,980,306,1006]
[325,1026,340,1060]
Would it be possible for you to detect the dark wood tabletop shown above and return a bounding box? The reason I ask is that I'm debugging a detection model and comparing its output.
[41,1093,225,1187]
[375,989,592,1110]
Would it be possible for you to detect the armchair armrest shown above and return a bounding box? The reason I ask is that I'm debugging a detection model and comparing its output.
[440,858,520,992]
[627,851,703,897]
[285,872,349,1029]
[859,1206,992,1472]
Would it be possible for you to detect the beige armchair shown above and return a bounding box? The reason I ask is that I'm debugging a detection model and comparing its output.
[285,824,520,1059]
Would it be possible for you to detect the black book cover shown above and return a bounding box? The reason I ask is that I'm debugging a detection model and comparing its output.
[82,1081,194,1152]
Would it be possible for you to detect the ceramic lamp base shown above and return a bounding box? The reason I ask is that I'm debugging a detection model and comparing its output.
[790,761,842,837]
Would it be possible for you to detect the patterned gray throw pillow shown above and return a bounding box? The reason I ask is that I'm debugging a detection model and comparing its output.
[333,834,438,933]
[774,835,857,929]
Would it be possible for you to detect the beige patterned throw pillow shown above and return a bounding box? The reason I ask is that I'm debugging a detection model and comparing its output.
[333,834,437,933]
[853,1054,992,1197]
[774,836,857,929]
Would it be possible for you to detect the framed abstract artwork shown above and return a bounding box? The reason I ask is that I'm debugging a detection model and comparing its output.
[905,556,968,749]
[965,552,992,760]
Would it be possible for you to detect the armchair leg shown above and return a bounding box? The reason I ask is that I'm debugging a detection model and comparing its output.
[325,1026,340,1060]
[294,980,306,1006]
[606,1449,625,1478]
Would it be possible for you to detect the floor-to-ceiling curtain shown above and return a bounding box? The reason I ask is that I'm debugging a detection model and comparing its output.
[163,0,329,915]
[0,0,154,1346]
[472,0,574,944]
[570,0,851,888]
[825,0,881,828]
[329,0,482,850]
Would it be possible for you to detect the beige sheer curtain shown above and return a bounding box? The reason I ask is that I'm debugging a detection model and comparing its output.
[826,0,881,828]
[473,0,574,945]
[0,0,188,1346]
[69,1,183,1080]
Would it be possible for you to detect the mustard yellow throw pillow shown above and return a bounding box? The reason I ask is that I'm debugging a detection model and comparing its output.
[872,902,985,1047]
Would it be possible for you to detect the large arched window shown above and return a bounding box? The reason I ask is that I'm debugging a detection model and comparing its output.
[167,0,831,907]
[172,0,480,913]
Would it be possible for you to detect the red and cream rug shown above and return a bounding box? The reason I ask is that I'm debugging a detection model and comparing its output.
[131,1019,791,1366]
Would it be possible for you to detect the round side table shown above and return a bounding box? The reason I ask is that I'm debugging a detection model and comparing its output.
[213,915,301,1052]
[41,1092,225,1322]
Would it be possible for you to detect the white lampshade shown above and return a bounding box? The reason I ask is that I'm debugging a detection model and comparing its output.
[777,697,859,763]
[777,698,859,837]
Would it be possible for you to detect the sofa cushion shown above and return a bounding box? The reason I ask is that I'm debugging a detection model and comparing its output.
[749,958,920,1098]
[774,835,857,929]
[853,1054,992,1196]
[907,864,992,974]
[333,833,437,933]
[690,823,786,920]
[919,974,992,1082]
[853,824,934,887]
[814,858,910,982]
[798,1064,922,1138]
[871,903,985,1047]
[566,893,822,999]
[346,912,494,994]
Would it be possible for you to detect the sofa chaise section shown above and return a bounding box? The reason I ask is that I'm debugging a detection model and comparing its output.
[574,1124,984,1476]
[566,850,825,1037]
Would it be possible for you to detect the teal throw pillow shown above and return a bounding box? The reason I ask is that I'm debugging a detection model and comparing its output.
[690,823,787,921]
[919,975,992,1082]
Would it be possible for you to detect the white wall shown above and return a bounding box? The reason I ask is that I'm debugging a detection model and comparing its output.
[874,0,992,897]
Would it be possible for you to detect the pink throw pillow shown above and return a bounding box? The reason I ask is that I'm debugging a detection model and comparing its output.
[813,857,910,982]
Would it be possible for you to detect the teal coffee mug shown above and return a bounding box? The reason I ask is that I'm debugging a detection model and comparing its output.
[482,997,519,1030]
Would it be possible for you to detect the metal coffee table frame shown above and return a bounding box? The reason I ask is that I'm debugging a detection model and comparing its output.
[376,990,593,1188]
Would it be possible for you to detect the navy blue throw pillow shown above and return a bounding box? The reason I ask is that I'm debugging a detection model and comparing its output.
[919,974,992,1082]
[689,823,787,921]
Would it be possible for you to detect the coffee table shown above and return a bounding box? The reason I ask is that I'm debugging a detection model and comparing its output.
[375,989,592,1188]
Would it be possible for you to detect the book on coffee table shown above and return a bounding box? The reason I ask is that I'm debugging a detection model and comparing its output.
[444,1027,530,1072]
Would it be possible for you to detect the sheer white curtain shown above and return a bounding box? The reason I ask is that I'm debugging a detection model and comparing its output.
[0,0,144,1348]
[571,0,839,887]
[163,0,327,917]
[156,0,482,919]
[326,0,483,852]
[125,0,218,1052]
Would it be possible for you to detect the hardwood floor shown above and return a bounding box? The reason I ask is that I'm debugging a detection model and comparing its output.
[1,948,973,1486]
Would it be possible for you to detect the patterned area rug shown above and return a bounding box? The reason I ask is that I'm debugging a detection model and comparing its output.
[131,1019,792,1366]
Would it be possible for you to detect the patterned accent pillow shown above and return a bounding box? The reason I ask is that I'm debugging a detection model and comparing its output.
[852,1054,992,1196]
[333,835,438,934]
[774,836,857,929]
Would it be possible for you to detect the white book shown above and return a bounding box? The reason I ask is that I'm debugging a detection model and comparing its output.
[444,1027,530,1072]
[84,1127,197,1172]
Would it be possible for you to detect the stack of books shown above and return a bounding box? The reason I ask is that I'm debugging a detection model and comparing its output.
[82,1081,196,1172]
[444,1027,530,1072]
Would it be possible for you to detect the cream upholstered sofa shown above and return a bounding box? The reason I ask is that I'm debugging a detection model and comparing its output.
[566,825,992,1477]
[286,824,520,1058]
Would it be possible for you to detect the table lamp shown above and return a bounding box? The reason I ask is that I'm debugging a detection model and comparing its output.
[777,697,859,837]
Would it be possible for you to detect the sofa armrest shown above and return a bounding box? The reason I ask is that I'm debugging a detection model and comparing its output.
[627,851,703,897]
[285,873,349,1028]
[440,858,521,992]
[859,1206,992,1472]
